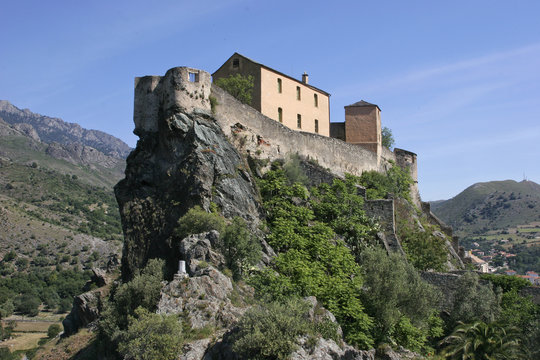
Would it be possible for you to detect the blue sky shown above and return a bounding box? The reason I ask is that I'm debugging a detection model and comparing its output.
[1,0,539,200]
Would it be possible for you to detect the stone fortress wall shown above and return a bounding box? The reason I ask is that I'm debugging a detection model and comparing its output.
[133,67,451,257]
[133,67,421,199]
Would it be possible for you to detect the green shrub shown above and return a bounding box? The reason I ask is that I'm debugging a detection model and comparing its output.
[447,272,501,330]
[282,154,309,185]
[480,273,530,292]
[359,247,440,347]
[219,217,261,280]
[47,323,62,338]
[2,251,16,262]
[98,258,165,348]
[214,74,254,105]
[231,299,312,360]
[358,162,413,202]
[398,221,448,272]
[175,205,225,240]
[118,307,183,360]
[209,95,218,114]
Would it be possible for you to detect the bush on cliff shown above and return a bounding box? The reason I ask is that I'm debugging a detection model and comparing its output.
[231,299,312,360]
[176,206,261,280]
[359,247,442,351]
[398,220,448,272]
[214,73,254,105]
[358,162,413,202]
[98,259,166,352]
[231,298,340,360]
[118,307,183,360]
[220,216,261,280]
[175,205,226,240]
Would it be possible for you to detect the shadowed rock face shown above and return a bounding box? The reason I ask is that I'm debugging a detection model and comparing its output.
[115,72,262,280]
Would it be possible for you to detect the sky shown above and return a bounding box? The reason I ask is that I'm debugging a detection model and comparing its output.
[1,0,539,201]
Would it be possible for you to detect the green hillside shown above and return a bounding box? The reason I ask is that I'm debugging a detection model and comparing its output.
[431,180,540,235]
[431,180,540,274]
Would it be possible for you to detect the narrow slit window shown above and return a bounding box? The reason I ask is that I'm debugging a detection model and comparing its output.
[314,94,318,107]
[278,107,283,123]
[297,114,302,128]
[296,86,301,100]
[277,78,282,93]
[315,119,319,133]
[232,58,240,68]
[188,72,199,82]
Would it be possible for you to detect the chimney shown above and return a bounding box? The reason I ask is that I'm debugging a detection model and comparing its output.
[302,72,309,84]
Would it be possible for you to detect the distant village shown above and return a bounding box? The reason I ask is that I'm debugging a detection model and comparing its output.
[465,224,540,285]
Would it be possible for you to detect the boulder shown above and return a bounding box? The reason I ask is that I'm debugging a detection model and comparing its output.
[62,290,102,336]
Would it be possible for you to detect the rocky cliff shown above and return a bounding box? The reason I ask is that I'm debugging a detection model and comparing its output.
[115,67,263,280]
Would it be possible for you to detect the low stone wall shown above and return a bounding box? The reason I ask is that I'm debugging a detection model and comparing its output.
[420,272,462,310]
[421,271,540,310]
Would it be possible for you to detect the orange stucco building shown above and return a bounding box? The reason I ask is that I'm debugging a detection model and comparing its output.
[213,53,330,136]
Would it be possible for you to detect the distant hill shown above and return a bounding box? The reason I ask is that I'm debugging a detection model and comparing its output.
[0,100,131,158]
[430,180,540,235]
[0,102,127,269]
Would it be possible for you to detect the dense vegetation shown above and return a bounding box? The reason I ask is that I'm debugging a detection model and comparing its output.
[247,161,451,351]
[0,265,90,317]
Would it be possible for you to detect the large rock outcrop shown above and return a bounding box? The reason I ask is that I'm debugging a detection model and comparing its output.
[115,67,262,280]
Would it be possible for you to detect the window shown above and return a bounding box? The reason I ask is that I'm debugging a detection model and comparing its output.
[297,114,302,128]
[232,58,239,68]
[278,107,283,123]
[314,94,318,107]
[296,86,301,100]
[188,72,199,82]
[315,119,319,133]
[277,78,282,93]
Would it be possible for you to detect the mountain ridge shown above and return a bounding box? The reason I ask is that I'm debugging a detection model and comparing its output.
[0,100,131,158]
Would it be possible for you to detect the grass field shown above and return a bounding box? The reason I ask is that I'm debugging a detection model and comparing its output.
[1,332,46,351]
[13,321,61,333]
[1,314,64,353]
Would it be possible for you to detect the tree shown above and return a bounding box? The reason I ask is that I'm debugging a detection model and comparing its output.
[15,294,40,316]
[447,272,501,330]
[47,323,62,338]
[440,321,522,359]
[381,126,395,149]
[118,307,183,360]
[359,247,441,347]
[214,74,254,105]
[175,205,225,240]
[219,216,261,280]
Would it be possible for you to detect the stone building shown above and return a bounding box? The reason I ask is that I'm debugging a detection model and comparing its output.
[212,53,331,137]
[330,100,382,155]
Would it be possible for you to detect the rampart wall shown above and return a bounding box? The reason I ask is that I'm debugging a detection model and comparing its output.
[421,271,540,309]
[212,85,389,178]
[133,67,421,204]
